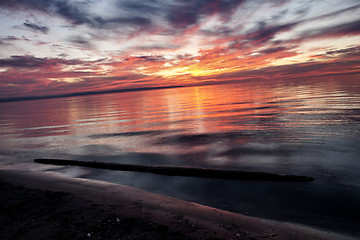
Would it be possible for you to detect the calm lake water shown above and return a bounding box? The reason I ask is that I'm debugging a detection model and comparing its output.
[1,77,360,236]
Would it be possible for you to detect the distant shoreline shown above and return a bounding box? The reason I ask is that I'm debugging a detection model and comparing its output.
[1,70,359,104]
[0,169,354,240]
[0,77,270,103]
[0,85,187,103]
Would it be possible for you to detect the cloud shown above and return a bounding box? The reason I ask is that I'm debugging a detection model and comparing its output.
[215,56,360,82]
[244,3,360,45]
[1,0,360,100]
[85,74,146,82]
[23,21,49,34]
[1,50,360,100]
[97,16,151,27]
[123,55,166,63]
[0,36,20,45]
[1,36,20,41]
[133,44,180,52]
[286,4,360,41]
[200,26,234,37]
[326,46,360,56]
[0,0,91,25]
[118,0,246,31]
[0,0,151,30]
[1,0,359,39]
[305,20,360,39]
[247,22,298,44]
[66,35,94,49]
[0,54,161,99]
[0,55,51,68]
[309,46,360,61]
[260,46,289,54]
[119,1,163,15]
[166,0,245,29]
[0,55,84,68]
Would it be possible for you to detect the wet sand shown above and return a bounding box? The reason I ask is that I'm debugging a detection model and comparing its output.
[0,169,354,240]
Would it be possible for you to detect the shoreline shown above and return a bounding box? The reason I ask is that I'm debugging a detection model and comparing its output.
[0,169,355,240]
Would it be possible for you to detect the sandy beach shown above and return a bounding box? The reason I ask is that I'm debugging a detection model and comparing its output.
[0,169,355,240]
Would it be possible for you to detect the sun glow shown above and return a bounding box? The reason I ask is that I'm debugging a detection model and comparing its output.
[1,0,359,99]
[155,66,190,78]
[155,65,233,78]
[48,77,83,83]
[187,67,233,77]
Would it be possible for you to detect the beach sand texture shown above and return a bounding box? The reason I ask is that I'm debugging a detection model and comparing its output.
[0,169,355,240]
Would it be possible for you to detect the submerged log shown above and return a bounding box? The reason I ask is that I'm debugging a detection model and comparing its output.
[34,158,314,182]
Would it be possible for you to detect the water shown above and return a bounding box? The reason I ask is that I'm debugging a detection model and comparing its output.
[1,76,360,236]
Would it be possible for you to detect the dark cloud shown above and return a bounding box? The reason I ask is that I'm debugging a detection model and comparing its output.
[84,74,147,83]
[123,55,166,63]
[260,46,289,54]
[247,22,298,44]
[201,26,234,36]
[0,0,91,25]
[50,0,91,25]
[0,0,151,29]
[322,20,360,36]
[0,55,48,68]
[310,46,360,60]
[166,0,245,29]
[245,3,360,45]
[295,6,309,16]
[119,1,163,16]
[271,9,289,21]
[2,36,20,41]
[198,0,246,18]
[0,55,83,68]
[119,0,245,32]
[1,0,359,38]
[268,60,360,78]
[326,46,360,55]
[94,16,151,29]
[134,44,180,51]
[0,36,20,44]
[0,75,43,85]
[311,3,360,21]
[292,20,360,43]
[67,35,93,49]
[290,4,360,39]
[215,57,360,82]
[23,21,49,34]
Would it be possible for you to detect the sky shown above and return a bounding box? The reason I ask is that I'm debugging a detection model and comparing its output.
[0,0,359,99]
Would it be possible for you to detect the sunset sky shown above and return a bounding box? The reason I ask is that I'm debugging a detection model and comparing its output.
[0,0,359,99]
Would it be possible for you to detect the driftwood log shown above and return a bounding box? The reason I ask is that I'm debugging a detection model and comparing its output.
[34,158,314,182]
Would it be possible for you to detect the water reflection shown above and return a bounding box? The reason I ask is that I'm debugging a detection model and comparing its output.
[1,77,359,163]
[1,76,360,235]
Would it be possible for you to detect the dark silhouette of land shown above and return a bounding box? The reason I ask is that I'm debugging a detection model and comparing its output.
[0,85,186,103]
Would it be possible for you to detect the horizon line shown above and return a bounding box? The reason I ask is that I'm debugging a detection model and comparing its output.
[0,84,189,103]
